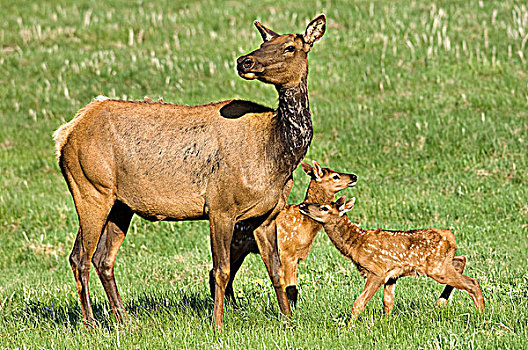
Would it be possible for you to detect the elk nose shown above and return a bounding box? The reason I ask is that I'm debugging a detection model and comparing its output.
[237,57,255,72]
[349,174,358,186]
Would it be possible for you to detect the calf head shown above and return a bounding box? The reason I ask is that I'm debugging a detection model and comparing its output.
[299,196,356,224]
[301,160,357,194]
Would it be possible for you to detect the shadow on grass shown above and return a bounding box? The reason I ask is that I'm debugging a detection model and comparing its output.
[15,291,214,329]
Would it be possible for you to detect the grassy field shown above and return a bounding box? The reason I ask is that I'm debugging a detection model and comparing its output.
[1,0,527,348]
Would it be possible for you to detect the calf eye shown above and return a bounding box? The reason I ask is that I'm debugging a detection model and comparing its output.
[284,45,295,53]
[332,174,340,180]
[321,206,329,212]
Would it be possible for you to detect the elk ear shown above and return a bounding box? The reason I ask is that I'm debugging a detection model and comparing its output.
[312,160,324,181]
[334,196,346,207]
[254,21,279,42]
[339,197,356,216]
[301,161,313,175]
[303,14,326,51]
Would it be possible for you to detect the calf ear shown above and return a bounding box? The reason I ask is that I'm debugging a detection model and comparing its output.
[334,196,347,207]
[254,21,279,42]
[301,161,313,175]
[303,14,326,51]
[339,197,355,216]
[312,160,324,181]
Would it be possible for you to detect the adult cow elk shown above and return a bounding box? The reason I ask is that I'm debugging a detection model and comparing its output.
[54,15,326,328]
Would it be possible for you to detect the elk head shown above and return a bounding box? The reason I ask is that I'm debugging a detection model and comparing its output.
[299,196,356,224]
[301,160,358,194]
[237,15,326,88]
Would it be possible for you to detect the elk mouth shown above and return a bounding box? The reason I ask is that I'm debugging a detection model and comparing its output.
[348,181,357,187]
[239,72,258,80]
[298,203,310,215]
[238,68,265,80]
[236,56,264,80]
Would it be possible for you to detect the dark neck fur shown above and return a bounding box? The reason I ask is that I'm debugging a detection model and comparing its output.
[270,76,313,174]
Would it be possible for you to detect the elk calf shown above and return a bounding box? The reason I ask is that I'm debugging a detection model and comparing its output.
[211,160,357,305]
[299,197,485,321]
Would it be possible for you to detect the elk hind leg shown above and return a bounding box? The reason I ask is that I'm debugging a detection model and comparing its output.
[92,200,133,322]
[430,263,484,311]
[436,255,466,307]
[69,192,115,326]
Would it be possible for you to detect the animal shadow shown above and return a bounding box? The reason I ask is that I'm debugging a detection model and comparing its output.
[18,291,214,329]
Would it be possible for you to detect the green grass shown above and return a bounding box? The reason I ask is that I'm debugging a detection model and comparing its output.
[1,0,527,348]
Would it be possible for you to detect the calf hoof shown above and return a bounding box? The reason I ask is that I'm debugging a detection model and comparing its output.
[436,298,448,308]
[285,286,298,307]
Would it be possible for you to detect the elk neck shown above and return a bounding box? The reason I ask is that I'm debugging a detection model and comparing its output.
[270,76,313,174]
[323,215,363,260]
[304,181,336,204]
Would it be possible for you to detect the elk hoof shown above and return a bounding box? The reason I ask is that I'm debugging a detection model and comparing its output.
[436,298,448,308]
[285,286,298,307]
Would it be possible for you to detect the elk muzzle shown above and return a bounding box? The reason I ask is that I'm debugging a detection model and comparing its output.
[298,203,310,215]
[349,174,358,187]
[236,55,263,80]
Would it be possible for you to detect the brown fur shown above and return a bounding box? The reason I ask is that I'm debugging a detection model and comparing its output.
[209,160,357,305]
[55,15,327,329]
[299,197,485,322]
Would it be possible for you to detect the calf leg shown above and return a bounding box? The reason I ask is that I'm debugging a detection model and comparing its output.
[92,201,133,322]
[283,257,300,307]
[349,275,385,324]
[251,179,294,318]
[429,264,484,311]
[383,279,397,314]
[436,256,466,307]
[253,219,291,317]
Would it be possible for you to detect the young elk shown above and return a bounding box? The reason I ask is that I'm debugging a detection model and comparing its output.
[54,15,326,329]
[209,161,357,306]
[299,197,485,321]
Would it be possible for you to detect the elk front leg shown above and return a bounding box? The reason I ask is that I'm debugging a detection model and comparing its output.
[92,201,133,322]
[225,252,249,305]
[254,176,293,316]
[209,212,236,330]
[209,252,249,306]
[436,256,466,307]
[253,219,291,317]
[349,275,385,324]
[282,257,300,307]
[382,279,397,315]
[252,178,294,317]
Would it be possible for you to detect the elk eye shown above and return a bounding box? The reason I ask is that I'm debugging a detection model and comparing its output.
[332,174,340,180]
[321,206,329,212]
[284,45,295,53]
